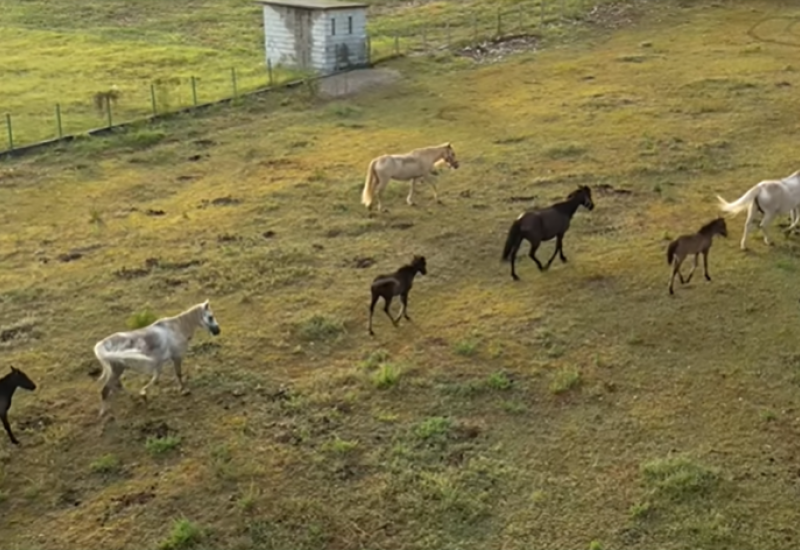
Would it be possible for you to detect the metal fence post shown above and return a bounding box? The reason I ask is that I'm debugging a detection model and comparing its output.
[105,96,113,127]
[366,36,372,65]
[497,8,502,36]
[191,76,198,106]
[541,0,546,24]
[5,114,13,150]
[472,14,478,44]
[394,35,399,54]
[231,67,238,98]
[268,59,274,86]
[150,83,157,116]
[55,103,63,139]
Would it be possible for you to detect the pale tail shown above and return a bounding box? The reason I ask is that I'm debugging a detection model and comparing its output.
[717,184,762,216]
[94,342,154,384]
[361,160,379,209]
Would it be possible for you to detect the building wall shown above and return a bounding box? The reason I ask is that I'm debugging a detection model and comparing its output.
[314,8,368,74]
[263,5,367,74]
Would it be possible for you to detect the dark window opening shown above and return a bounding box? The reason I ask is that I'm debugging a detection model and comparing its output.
[331,18,336,36]
[348,16,353,34]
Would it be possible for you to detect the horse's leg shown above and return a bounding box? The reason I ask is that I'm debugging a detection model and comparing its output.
[684,254,698,284]
[786,209,799,234]
[557,234,568,263]
[369,293,379,335]
[173,358,190,395]
[760,210,776,245]
[741,204,756,250]
[406,178,417,206]
[139,366,161,401]
[427,176,441,204]
[509,244,520,281]
[99,366,123,418]
[396,292,411,323]
[376,175,390,213]
[383,297,398,326]
[1,406,19,445]
[669,260,680,295]
[528,239,546,271]
[703,250,712,281]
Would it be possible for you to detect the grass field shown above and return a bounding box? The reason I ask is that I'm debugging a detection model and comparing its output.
[5,0,800,549]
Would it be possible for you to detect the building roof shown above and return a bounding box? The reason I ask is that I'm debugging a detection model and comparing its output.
[255,0,367,10]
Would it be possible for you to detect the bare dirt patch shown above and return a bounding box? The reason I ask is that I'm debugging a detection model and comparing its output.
[318,68,401,99]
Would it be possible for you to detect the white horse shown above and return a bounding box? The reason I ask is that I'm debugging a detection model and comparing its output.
[361,143,459,212]
[717,170,800,250]
[93,300,221,417]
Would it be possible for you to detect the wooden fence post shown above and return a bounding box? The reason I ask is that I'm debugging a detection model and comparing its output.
[5,114,13,151]
[55,104,63,139]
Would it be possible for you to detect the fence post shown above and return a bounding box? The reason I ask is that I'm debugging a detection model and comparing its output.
[5,114,13,151]
[394,35,399,54]
[519,5,524,33]
[231,67,238,98]
[191,76,198,106]
[55,104,63,139]
[497,8,502,36]
[561,0,565,19]
[105,96,113,127]
[366,36,372,65]
[268,59,274,86]
[446,22,451,46]
[541,0,546,24]
[150,84,157,116]
[422,25,427,50]
[472,14,478,44]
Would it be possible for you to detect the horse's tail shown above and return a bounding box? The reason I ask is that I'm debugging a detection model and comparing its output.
[666,240,679,265]
[717,183,762,216]
[501,217,523,262]
[361,159,379,209]
[93,341,153,384]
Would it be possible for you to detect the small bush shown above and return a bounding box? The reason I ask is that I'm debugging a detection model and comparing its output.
[159,518,203,550]
[371,363,400,389]
[122,128,167,150]
[90,454,121,474]
[486,371,513,390]
[641,456,720,501]
[146,435,182,456]
[453,339,478,356]
[323,435,359,455]
[414,416,451,441]
[297,315,345,342]
[549,367,581,394]
[127,308,158,330]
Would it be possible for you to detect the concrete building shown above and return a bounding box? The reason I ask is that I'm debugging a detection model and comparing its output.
[256,0,369,75]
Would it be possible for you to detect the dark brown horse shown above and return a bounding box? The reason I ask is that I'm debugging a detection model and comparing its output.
[0,366,37,445]
[501,185,595,280]
[667,217,727,295]
[369,255,427,335]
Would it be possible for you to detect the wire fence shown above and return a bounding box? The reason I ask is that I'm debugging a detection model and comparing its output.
[1,0,606,157]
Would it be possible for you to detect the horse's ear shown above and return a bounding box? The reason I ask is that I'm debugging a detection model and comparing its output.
[203,300,210,310]
[9,366,17,373]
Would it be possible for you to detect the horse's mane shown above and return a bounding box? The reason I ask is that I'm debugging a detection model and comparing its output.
[698,218,723,235]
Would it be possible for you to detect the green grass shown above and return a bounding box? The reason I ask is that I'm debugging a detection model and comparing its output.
[4,1,800,549]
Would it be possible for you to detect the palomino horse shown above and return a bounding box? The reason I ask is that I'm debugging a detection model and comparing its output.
[666,217,727,295]
[361,143,459,212]
[501,185,595,280]
[717,170,800,250]
[93,300,221,417]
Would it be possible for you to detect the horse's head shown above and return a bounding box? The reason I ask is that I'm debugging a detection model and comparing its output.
[441,143,459,169]
[570,185,594,211]
[715,216,728,237]
[201,300,221,336]
[9,366,36,391]
[412,255,428,276]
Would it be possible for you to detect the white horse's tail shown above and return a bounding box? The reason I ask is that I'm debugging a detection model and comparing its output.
[94,341,153,384]
[361,159,379,209]
[717,183,763,216]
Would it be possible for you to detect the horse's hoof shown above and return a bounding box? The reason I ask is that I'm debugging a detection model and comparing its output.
[512,275,520,281]
[180,388,191,396]
[10,439,19,446]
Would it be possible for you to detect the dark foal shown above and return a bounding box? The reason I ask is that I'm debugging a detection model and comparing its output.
[369,255,427,335]
[0,366,37,445]
[501,185,595,280]
[666,217,728,295]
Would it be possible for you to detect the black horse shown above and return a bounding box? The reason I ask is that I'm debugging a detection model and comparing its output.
[1,366,37,445]
[369,255,427,335]
[501,185,595,280]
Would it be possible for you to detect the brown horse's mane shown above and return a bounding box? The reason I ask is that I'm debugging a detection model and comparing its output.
[698,218,723,235]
